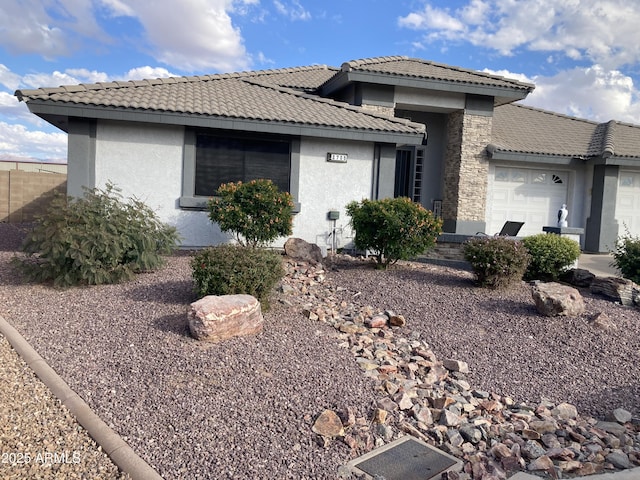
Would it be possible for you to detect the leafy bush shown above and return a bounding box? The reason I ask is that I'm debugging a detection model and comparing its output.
[346,197,443,269]
[13,183,179,287]
[611,227,640,283]
[522,234,581,281]
[191,245,284,308]
[208,179,294,247]
[463,237,530,289]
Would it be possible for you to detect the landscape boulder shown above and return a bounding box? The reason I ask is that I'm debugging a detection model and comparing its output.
[590,277,640,306]
[531,282,585,316]
[284,237,324,264]
[187,294,263,342]
[560,268,595,288]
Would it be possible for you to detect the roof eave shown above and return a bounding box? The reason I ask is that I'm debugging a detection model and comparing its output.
[487,147,584,166]
[322,70,532,104]
[24,101,426,145]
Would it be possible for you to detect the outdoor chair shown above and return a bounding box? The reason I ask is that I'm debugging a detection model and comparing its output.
[476,221,524,237]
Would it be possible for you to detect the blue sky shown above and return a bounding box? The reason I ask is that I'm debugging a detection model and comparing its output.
[2,0,640,162]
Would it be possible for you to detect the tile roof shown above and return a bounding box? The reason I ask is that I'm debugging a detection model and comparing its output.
[16,66,424,136]
[339,56,534,92]
[491,103,640,159]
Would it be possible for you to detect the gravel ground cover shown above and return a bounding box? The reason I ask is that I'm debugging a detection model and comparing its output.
[0,333,131,480]
[1,222,639,479]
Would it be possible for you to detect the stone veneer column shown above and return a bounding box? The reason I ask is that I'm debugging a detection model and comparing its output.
[442,111,492,234]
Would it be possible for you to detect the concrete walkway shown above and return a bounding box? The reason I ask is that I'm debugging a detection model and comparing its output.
[510,467,640,480]
[578,253,619,278]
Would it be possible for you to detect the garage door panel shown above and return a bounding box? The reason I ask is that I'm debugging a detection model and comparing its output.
[616,170,640,237]
[488,167,568,237]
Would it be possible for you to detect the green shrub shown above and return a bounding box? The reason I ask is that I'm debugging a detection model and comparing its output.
[463,237,530,289]
[611,227,640,283]
[191,245,284,308]
[13,183,179,288]
[208,179,294,248]
[346,197,443,269]
[522,234,581,281]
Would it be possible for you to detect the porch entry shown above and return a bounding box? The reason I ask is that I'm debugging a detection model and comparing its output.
[394,146,425,203]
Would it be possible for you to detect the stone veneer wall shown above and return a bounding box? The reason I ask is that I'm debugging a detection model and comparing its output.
[442,111,492,231]
[360,104,396,117]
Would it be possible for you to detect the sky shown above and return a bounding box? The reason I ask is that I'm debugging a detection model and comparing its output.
[2,0,640,163]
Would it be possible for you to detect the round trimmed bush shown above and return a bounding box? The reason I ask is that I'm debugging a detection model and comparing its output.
[191,245,284,308]
[464,236,530,289]
[346,197,442,269]
[207,179,294,248]
[522,233,581,281]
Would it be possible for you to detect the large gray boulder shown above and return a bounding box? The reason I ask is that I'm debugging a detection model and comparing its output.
[531,282,585,316]
[188,294,263,342]
[284,237,323,264]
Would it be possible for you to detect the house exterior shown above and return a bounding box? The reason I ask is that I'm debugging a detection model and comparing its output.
[15,56,640,252]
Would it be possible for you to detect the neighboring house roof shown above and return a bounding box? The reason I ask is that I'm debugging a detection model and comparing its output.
[321,56,535,106]
[490,103,640,163]
[15,65,425,145]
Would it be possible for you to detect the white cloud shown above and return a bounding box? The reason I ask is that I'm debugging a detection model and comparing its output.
[0,0,110,58]
[273,0,311,21]
[398,0,640,69]
[109,0,252,72]
[121,66,178,81]
[486,66,640,125]
[0,65,21,91]
[0,0,254,73]
[0,121,67,161]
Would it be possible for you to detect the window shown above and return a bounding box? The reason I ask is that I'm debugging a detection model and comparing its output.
[195,133,290,196]
[180,130,300,210]
[394,146,425,203]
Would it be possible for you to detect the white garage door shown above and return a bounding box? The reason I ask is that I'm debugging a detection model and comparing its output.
[616,170,640,237]
[486,167,568,237]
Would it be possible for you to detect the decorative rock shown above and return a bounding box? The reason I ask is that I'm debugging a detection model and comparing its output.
[591,277,640,306]
[606,451,631,469]
[187,294,263,342]
[552,402,578,420]
[589,311,617,331]
[284,237,324,264]
[522,440,547,459]
[440,410,462,427]
[386,310,406,327]
[365,314,388,329]
[460,425,483,444]
[596,421,628,436]
[607,408,632,424]
[312,410,344,438]
[527,455,554,471]
[560,268,595,287]
[443,358,470,374]
[531,282,585,316]
[372,408,388,424]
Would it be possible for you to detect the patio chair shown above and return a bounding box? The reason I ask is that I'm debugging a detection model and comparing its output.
[476,221,524,237]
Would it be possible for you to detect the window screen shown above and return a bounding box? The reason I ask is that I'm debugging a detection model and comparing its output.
[194,134,291,196]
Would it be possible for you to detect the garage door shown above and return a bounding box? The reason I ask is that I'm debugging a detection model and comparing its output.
[616,170,640,237]
[486,167,568,237]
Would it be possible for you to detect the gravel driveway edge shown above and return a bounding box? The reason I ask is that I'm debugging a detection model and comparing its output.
[0,314,161,480]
